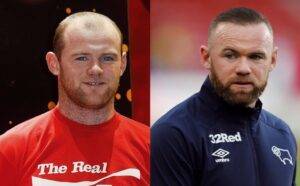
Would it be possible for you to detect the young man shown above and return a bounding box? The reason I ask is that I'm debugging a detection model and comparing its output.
[151,7,297,186]
[0,12,149,186]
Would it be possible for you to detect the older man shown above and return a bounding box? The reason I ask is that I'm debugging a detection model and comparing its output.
[151,7,296,186]
[0,12,149,186]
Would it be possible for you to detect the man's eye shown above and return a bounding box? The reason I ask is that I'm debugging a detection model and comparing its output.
[224,53,237,59]
[75,56,88,61]
[249,54,264,60]
[101,55,116,62]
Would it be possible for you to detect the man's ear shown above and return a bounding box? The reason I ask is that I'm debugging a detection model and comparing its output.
[120,52,127,76]
[200,45,211,70]
[46,52,60,76]
[120,44,128,76]
[269,46,278,72]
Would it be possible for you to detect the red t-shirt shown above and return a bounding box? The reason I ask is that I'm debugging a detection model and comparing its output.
[0,107,149,186]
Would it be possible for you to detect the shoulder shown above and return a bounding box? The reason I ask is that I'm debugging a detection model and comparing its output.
[0,110,53,141]
[118,114,149,133]
[0,110,53,160]
[117,114,149,143]
[151,92,208,150]
[152,92,208,136]
[260,109,294,135]
[260,109,296,145]
[153,92,203,127]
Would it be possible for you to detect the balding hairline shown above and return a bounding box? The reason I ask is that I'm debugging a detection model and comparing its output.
[53,12,123,59]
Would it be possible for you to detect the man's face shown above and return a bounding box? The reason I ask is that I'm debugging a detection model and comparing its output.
[202,23,277,107]
[57,25,125,109]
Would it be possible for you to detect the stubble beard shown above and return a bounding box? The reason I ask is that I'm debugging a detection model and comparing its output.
[59,70,119,110]
[210,65,267,107]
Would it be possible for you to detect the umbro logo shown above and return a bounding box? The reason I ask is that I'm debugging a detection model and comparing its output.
[212,148,230,163]
[209,132,242,144]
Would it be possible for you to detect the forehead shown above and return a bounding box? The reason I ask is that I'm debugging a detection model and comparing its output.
[210,23,273,52]
[63,22,121,51]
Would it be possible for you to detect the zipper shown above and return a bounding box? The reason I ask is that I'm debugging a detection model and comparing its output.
[247,122,260,186]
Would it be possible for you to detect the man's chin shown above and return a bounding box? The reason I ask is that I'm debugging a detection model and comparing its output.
[77,100,109,110]
[229,85,253,94]
[72,94,114,110]
[225,92,255,106]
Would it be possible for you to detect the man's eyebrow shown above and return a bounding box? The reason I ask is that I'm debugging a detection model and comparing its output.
[249,51,266,55]
[222,48,238,53]
[221,48,267,55]
[70,51,120,58]
[248,52,267,58]
[71,52,90,57]
[101,52,118,56]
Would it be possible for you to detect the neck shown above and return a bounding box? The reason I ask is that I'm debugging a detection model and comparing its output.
[247,101,256,108]
[57,95,115,126]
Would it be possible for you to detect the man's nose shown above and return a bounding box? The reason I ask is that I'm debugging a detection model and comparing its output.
[88,62,104,76]
[235,57,251,75]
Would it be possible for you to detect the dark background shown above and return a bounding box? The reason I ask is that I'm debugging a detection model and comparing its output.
[0,0,132,134]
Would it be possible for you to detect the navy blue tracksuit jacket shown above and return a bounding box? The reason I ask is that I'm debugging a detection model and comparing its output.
[151,78,297,186]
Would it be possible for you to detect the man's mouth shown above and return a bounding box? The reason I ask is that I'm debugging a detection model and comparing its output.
[230,80,254,89]
[234,82,252,85]
[84,81,105,86]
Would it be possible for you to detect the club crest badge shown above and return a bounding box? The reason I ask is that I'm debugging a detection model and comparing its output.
[271,146,293,166]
